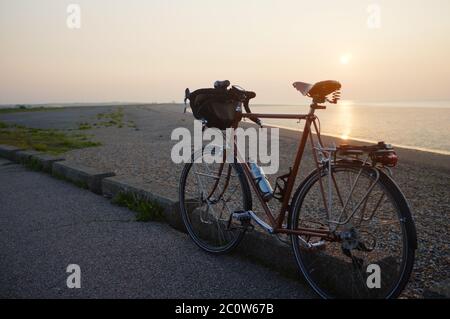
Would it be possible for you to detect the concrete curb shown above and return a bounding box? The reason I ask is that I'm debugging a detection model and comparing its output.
[0,145,64,172]
[0,144,25,161]
[52,161,116,194]
[14,150,43,164]
[29,153,65,173]
[237,231,297,277]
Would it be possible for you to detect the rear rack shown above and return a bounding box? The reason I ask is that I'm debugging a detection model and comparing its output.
[336,141,398,167]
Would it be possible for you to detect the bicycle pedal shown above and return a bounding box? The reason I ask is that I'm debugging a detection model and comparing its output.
[227,211,254,231]
[232,210,252,222]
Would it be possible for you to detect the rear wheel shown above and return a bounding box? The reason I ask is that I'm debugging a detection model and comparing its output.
[179,147,252,254]
[290,163,416,298]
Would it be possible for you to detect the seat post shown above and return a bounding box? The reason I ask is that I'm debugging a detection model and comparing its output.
[310,102,326,111]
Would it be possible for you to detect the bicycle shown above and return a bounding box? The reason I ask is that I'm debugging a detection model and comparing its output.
[179,80,417,299]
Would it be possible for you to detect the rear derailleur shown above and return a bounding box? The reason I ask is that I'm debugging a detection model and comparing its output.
[340,227,376,269]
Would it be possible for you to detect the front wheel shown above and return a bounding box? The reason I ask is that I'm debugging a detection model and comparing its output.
[290,163,417,299]
[179,147,252,254]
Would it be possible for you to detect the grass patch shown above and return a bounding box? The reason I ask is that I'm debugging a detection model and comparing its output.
[0,106,57,114]
[112,192,165,222]
[74,107,137,131]
[77,122,92,130]
[96,107,125,128]
[0,121,101,155]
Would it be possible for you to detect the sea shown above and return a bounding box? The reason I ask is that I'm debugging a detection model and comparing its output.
[251,101,450,155]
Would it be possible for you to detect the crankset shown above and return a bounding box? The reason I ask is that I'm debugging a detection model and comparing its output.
[227,211,254,232]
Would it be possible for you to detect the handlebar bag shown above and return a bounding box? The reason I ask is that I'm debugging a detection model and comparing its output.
[187,88,238,130]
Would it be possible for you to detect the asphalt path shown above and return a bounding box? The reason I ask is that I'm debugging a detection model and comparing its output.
[0,159,314,298]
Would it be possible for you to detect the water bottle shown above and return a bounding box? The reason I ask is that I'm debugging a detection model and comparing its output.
[248,160,273,201]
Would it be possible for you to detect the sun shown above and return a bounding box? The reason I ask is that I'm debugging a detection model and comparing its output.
[340,53,352,65]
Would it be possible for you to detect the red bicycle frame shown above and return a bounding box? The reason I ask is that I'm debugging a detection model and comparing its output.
[232,103,338,241]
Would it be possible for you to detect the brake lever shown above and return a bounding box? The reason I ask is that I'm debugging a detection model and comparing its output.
[243,100,262,127]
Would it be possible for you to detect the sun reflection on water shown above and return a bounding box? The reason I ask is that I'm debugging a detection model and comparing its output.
[337,102,353,140]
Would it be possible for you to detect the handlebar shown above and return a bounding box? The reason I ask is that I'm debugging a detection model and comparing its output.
[229,86,261,127]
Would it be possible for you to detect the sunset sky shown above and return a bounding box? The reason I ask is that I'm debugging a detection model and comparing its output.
[1,0,449,104]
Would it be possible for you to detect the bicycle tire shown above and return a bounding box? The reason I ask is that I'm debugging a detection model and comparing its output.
[289,163,417,299]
